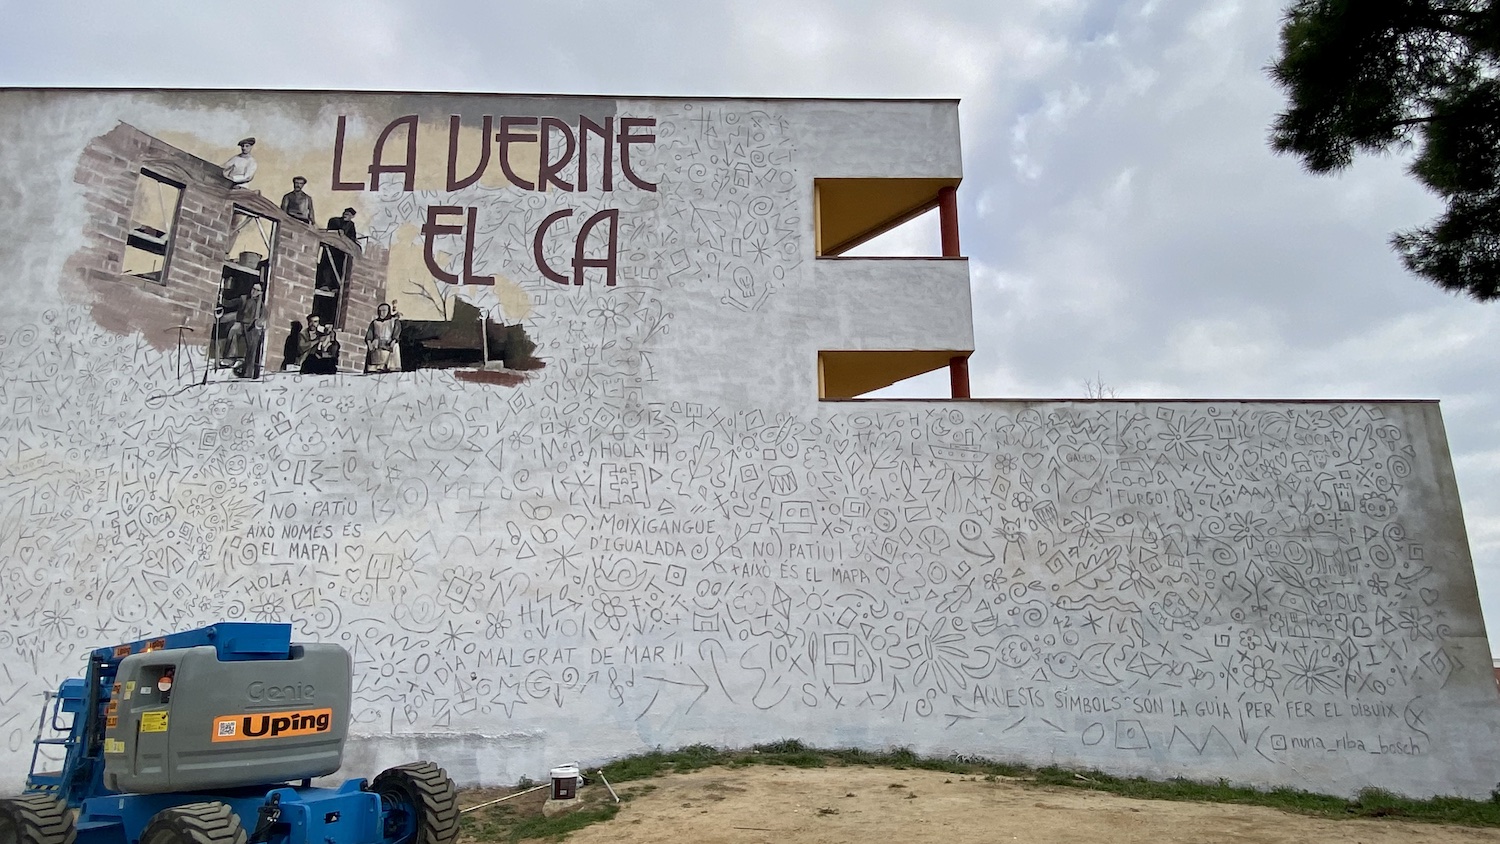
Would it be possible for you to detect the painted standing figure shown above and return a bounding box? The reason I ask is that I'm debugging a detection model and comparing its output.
[279,175,315,223]
[364,303,401,373]
[219,281,266,378]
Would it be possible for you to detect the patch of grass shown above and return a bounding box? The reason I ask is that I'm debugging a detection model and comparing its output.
[460,782,620,844]
[504,805,620,842]
[599,748,698,783]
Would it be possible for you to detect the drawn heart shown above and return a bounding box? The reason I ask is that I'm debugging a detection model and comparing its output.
[1057,443,1104,478]
[137,504,176,537]
[120,489,145,515]
[562,514,587,538]
[1420,587,1440,606]
[1022,452,1044,470]
[874,566,892,585]
[342,545,365,562]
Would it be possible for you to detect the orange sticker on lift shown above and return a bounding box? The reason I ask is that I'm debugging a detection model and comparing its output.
[212,708,333,743]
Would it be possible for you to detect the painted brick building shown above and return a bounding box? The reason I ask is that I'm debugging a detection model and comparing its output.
[70,122,387,376]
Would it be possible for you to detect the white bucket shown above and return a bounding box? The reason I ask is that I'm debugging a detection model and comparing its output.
[550,765,580,800]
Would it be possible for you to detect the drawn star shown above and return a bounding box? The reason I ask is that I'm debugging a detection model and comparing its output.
[439,620,470,650]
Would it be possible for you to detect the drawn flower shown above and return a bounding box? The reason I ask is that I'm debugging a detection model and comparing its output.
[1244,655,1281,693]
[1227,510,1268,546]
[588,299,629,333]
[994,453,1017,474]
[904,617,969,693]
[439,566,483,611]
[1156,415,1212,461]
[77,356,111,388]
[62,471,93,503]
[1117,560,1156,598]
[1064,506,1114,546]
[1282,647,1341,696]
[249,594,286,622]
[39,602,75,639]
[1366,574,1390,597]
[151,428,191,466]
[484,611,513,640]
[1398,607,1434,641]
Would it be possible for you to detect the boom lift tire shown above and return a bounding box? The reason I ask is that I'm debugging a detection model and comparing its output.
[370,762,460,844]
[139,802,248,844]
[0,794,77,844]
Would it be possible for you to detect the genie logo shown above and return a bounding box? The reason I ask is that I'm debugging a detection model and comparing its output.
[246,681,315,703]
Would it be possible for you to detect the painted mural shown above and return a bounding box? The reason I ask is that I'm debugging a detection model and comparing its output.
[0,91,1494,799]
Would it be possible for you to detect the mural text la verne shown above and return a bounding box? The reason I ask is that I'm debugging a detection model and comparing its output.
[331,114,658,288]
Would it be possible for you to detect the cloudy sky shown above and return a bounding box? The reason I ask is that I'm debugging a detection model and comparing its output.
[4,1,1498,647]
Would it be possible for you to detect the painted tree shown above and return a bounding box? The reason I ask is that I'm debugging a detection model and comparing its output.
[1268,1,1500,299]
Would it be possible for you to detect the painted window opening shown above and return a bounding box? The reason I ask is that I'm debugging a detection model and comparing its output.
[212,207,277,380]
[123,169,183,283]
[314,244,350,330]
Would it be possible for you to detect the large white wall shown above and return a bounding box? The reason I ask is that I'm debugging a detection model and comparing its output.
[0,90,1495,799]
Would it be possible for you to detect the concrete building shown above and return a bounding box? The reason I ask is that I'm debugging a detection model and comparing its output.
[0,88,1494,799]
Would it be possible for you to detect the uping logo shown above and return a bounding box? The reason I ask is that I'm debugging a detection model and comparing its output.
[212,707,333,743]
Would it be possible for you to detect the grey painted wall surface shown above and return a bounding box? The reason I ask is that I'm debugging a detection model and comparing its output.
[0,90,1495,800]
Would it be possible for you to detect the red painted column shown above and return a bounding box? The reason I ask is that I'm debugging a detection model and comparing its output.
[943,185,968,398]
[938,185,960,257]
[950,355,970,399]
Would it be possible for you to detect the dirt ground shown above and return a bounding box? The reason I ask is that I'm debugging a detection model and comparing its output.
[510,766,1500,844]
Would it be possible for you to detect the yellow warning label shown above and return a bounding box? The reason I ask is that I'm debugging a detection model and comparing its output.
[211,708,333,743]
[124,681,136,697]
[140,711,169,733]
[104,738,125,754]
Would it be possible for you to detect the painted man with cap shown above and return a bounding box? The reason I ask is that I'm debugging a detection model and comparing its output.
[222,137,258,186]
[279,176,315,224]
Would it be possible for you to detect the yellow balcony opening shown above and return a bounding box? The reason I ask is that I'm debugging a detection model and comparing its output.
[819,350,970,399]
[815,177,961,257]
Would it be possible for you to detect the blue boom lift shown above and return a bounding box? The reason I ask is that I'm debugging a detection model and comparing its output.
[0,623,459,844]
